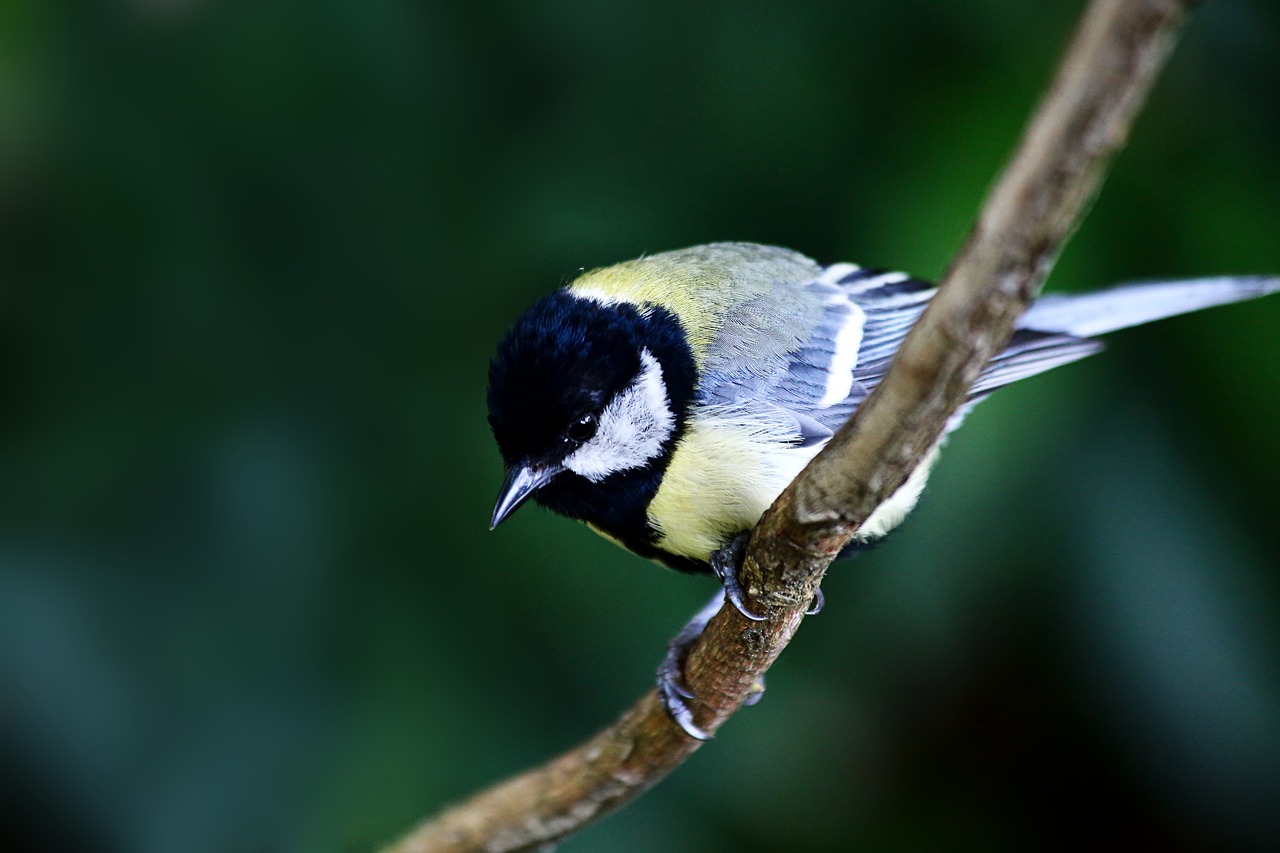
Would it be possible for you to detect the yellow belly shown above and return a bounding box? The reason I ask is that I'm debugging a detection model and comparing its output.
[645,411,941,563]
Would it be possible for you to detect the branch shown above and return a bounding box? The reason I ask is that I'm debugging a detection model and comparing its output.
[386,2,1195,850]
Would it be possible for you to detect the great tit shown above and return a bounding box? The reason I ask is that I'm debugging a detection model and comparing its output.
[487,241,1276,736]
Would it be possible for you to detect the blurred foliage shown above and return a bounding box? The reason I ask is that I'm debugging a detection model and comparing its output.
[2,1,1279,851]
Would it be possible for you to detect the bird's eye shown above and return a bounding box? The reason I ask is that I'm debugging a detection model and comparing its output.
[566,413,598,443]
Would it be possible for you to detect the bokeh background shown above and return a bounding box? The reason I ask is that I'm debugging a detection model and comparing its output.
[3,1,1279,851]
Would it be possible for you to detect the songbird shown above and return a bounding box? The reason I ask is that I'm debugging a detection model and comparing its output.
[486,242,1276,737]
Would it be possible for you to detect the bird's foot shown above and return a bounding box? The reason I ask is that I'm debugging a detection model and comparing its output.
[710,533,825,619]
[656,590,723,740]
[656,589,770,738]
[710,533,766,621]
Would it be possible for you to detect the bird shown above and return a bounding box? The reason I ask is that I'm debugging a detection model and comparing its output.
[486,241,1277,738]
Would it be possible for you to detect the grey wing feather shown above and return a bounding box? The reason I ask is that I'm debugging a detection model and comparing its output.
[702,265,929,436]
[848,270,936,394]
[699,260,1278,443]
[763,267,898,431]
[967,330,1102,397]
[699,265,937,437]
[855,273,1279,404]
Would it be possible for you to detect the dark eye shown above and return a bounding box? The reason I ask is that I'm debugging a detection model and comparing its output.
[566,413,598,443]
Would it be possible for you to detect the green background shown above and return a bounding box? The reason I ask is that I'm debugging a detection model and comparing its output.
[3,1,1279,851]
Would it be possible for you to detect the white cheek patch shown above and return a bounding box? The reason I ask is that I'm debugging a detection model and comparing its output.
[564,349,675,482]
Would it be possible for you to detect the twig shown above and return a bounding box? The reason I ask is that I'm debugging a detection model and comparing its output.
[386,1,1195,850]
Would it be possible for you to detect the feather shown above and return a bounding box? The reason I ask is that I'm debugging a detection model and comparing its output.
[967,330,1102,397]
[1018,276,1280,337]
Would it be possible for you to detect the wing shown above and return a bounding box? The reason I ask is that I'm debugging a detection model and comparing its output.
[784,265,942,432]
[697,262,1114,443]
[847,272,1103,428]
[697,264,935,441]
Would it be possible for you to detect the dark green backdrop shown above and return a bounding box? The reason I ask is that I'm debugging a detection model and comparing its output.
[3,2,1279,851]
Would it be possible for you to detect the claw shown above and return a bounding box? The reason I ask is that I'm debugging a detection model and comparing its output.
[710,534,766,621]
[656,643,696,701]
[655,590,725,740]
[654,571,787,738]
[806,588,825,616]
[658,677,711,740]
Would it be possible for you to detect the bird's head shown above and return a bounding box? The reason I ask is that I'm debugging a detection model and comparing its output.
[487,291,696,528]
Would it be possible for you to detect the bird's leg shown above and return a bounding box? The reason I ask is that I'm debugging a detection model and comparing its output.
[656,588,768,739]
[711,532,825,619]
[658,534,827,738]
[656,589,722,740]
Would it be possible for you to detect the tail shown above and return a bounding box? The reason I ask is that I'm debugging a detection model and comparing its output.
[1018,276,1280,337]
[967,275,1279,399]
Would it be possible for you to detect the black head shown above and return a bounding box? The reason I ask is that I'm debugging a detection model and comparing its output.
[487,291,696,530]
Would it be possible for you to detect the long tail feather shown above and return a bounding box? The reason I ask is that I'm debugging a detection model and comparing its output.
[1019,276,1280,338]
[970,331,1102,397]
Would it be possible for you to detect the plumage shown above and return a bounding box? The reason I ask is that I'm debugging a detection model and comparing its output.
[486,241,1277,739]
[488,242,1278,571]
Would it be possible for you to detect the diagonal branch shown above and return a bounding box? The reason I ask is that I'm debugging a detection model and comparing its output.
[386,1,1196,851]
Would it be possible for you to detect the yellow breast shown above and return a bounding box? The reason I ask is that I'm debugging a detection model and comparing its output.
[645,409,820,563]
[646,413,943,563]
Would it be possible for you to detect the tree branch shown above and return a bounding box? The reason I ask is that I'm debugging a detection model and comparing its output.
[386,1,1196,850]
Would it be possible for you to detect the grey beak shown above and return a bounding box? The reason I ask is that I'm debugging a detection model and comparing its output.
[490,462,564,529]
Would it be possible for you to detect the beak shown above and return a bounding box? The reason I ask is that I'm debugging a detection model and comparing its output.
[490,462,564,529]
